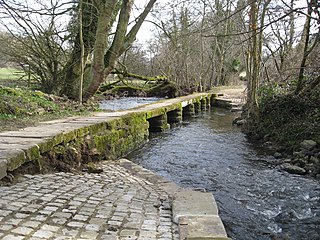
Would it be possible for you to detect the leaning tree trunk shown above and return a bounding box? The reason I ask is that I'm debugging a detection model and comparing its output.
[61,0,157,101]
[84,0,156,99]
[295,0,319,95]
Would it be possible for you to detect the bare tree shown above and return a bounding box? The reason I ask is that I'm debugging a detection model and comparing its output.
[0,0,157,100]
[0,0,71,93]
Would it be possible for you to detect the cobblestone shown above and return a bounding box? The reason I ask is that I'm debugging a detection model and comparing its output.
[0,160,179,239]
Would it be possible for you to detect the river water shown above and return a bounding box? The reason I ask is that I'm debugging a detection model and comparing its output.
[100,97,162,111]
[127,108,320,240]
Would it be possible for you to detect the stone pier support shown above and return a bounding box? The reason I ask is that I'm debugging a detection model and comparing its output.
[194,100,201,114]
[201,98,207,111]
[183,103,195,118]
[148,114,170,132]
[167,108,183,125]
[206,96,211,109]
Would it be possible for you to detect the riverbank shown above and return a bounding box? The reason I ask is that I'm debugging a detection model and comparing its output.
[0,86,98,132]
[244,84,320,179]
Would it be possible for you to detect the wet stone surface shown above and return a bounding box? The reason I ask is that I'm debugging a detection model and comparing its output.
[0,162,179,240]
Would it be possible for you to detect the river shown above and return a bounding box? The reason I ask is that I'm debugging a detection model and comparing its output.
[127,108,320,240]
[100,97,162,111]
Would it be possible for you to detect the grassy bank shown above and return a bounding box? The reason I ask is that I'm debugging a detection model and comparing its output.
[0,85,98,132]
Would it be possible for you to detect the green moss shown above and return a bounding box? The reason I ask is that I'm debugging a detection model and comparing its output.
[76,126,90,138]
[146,108,167,119]
[63,131,78,143]
[38,141,54,154]
[201,98,207,110]
[93,130,119,155]
[25,145,41,162]
[0,85,99,132]
[165,103,183,112]
[123,112,147,125]
[87,122,107,134]
[92,113,149,159]
[106,119,122,130]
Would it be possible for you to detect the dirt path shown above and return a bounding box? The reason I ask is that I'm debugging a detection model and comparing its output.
[212,85,246,102]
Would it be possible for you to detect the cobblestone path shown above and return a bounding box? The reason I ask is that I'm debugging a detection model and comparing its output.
[0,161,179,240]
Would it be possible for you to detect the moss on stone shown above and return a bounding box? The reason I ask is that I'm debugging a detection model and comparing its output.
[165,103,183,112]
[146,108,167,119]
[63,130,78,143]
[88,122,107,135]
[2,93,214,178]
[106,119,122,130]
[38,134,64,153]
[25,145,41,162]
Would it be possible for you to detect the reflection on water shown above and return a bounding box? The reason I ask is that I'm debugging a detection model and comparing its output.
[127,108,320,240]
[99,97,162,111]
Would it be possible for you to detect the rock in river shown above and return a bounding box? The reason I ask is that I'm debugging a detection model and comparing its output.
[300,140,317,151]
[281,163,306,175]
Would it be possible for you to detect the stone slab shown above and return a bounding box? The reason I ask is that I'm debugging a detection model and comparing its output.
[0,149,26,171]
[173,190,219,223]
[179,216,229,240]
[0,137,43,146]
[0,159,7,179]
[0,127,63,138]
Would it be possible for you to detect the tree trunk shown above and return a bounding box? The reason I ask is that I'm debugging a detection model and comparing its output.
[61,0,100,99]
[84,0,157,100]
[62,0,157,101]
[247,0,259,117]
[78,0,84,105]
[295,1,317,94]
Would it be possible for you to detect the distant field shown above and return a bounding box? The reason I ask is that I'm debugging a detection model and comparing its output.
[0,68,25,80]
[0,68,33,88]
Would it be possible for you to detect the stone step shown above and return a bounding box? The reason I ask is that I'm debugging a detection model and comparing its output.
[172,189,229,240]
[179,216,230,240]
[173,190,219,223]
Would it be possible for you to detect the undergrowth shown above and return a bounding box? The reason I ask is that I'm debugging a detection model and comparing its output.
[246,81,320,152]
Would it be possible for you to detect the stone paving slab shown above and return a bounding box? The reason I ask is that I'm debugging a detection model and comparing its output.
[172,190,219,224]
[0,160,179,240]
[172,190,228,240]
[178,216,229,240]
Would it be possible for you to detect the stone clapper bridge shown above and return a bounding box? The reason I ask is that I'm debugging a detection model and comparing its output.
[0,93,232,240]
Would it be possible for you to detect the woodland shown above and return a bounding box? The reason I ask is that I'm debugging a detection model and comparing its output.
[0,0,319,151]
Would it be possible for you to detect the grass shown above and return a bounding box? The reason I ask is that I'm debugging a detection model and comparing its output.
[0,85,99,132]
[0,68,25,80]
[0,67,32,88]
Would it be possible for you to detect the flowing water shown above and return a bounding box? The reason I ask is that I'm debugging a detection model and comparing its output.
[100,97,162,111]
[127,108,320,240]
